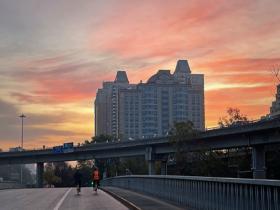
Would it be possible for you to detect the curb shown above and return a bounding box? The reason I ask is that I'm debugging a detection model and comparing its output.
[101,187,142,210]
[0,187,22,190]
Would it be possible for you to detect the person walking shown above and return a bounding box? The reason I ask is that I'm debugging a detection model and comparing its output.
[74,169,82,195]
[92,167,100,193]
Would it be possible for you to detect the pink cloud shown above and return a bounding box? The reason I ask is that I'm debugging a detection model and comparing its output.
[8,55,118,104]
[89,0,280,62]
[198,58,280,73]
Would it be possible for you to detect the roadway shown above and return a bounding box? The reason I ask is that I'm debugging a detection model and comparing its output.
[0,187,129,210]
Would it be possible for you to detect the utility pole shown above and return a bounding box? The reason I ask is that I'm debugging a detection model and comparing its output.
[19,114,26,185]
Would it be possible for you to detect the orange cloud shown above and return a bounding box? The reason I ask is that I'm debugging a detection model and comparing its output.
[205,85,274,127]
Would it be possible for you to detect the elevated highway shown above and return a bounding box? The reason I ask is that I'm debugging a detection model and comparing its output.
[1,118,280,186]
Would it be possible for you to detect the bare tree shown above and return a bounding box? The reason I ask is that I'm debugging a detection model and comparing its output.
[218,107,248,128]
[271,64,280,83]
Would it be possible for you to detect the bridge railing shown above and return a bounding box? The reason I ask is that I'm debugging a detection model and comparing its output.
[102,175,280,210]
[205,119,262,131]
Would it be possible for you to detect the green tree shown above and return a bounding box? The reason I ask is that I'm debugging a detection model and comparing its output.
[103,158,120,177]
[43,163,61,187]
[169,121,198,149]
[168,121,237,177]
[53,162,75,187]
[187,151,229,177]
[168,121,198,175]
[118,157,148,175]
[91,134,114,143]
[217,108,252,177]
[76,160,95,186]
[99,157,148,177]
[218,107,248,127]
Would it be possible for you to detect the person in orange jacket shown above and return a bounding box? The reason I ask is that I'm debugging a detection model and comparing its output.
[92,167,100,192]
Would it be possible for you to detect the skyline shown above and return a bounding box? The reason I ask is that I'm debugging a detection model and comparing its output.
[0,0,280,150]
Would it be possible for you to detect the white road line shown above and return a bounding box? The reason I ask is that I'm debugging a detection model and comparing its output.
[53,188,72,210]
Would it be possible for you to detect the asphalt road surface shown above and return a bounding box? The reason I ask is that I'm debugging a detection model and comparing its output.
[0,187,129,210]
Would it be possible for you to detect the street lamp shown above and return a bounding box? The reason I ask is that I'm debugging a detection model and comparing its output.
[19,114,26,185]
[19,114,26,149]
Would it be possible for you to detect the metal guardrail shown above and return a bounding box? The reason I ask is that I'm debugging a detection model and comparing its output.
[205,119,265,131]
[102,175,280,210]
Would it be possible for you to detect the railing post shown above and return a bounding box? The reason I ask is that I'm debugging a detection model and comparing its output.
[252,145,266,179]
[36,162,44,188]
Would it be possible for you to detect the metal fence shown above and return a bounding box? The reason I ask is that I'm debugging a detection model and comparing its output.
[102,175,280,210]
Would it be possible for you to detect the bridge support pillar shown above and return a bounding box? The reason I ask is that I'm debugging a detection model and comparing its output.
[160,161,167,175]
[145,147,155,175]
[252,145,266,179]
[148,161,155,175]
[36,162,44,188]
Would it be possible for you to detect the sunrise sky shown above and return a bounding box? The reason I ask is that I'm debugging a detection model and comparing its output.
[0,0,280,150]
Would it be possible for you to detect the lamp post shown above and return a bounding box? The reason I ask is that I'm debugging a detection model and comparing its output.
[19,114,26,185]
[19,114,26,149]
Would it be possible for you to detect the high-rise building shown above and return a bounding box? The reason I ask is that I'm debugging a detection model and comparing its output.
[94,60,205,140]
[94,71,133,137]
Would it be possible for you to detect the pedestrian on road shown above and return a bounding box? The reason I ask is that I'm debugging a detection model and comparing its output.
[92,167,100,192]
[74,169,82,195]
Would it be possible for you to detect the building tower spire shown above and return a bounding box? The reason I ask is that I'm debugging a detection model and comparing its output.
[114,71,129,84]
[174,60,191,74]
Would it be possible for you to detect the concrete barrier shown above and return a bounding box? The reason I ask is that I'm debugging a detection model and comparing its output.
[0,182,23,190]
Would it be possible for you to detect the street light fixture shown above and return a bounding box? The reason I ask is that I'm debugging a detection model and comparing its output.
[19,114,26,149]
[19,114,26,185]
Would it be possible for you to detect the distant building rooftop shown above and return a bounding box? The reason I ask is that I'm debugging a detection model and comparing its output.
[114,71,129,84]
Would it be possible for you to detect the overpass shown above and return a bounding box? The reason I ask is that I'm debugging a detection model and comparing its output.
[0,117,280,187]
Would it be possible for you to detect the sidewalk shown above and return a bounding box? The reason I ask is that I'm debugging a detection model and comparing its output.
[103,186,187,210]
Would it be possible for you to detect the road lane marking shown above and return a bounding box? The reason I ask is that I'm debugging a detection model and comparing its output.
[53,188,72,210]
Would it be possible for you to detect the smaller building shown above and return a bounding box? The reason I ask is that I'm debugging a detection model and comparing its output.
[270,84,280,117]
